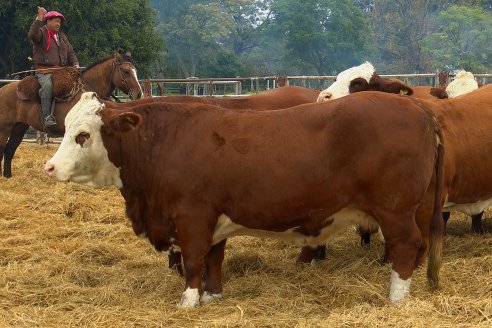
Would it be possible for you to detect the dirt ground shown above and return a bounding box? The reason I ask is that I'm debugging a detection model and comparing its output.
[0,143,490,327]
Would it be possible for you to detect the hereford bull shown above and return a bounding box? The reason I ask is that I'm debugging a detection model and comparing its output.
[45,91,444,307]
[426,71,483,232]
[429,70,480,99]
[316,63,484,238]
[316,62,414,102]
[305,64,489,267]
[108,85,321,275]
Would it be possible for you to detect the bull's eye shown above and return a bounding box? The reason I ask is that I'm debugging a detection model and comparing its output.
[75,132,91,146]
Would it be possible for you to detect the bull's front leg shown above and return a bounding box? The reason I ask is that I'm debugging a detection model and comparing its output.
[173,208,217,308]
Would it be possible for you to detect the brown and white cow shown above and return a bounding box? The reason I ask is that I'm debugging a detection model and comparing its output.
[414,71,483,234]
[45,91,444,307]
[316,62,414,102]
[316,64,484,236]
[429,70,480,99]
[301,65,486,264]
[106,85,321,275]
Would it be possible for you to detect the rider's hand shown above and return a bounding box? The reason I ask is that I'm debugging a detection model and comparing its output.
[37,6,47,20]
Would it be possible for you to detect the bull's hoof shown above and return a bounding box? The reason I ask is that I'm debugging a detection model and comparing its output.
[315,245,326,261]
[178,288,200,308]
[471,224,484,234]
[200,291,222,304]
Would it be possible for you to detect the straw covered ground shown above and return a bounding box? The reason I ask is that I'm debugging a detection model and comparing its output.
[0,143,491,327]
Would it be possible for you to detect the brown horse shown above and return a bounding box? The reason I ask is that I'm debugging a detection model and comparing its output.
[0,52,143,178]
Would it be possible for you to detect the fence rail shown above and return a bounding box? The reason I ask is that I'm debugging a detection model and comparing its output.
[2,71,492,144]
[139,72,492,97]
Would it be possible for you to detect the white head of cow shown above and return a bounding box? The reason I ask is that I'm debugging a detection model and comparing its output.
[45,92,124,188]
[445,70,479,98]
[317,62,376,102]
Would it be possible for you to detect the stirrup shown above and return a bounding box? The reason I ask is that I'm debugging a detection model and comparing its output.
[44,115,57,128]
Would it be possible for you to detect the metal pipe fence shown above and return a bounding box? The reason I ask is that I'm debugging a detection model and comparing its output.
[2,71,492,144]
[139,72,492,97]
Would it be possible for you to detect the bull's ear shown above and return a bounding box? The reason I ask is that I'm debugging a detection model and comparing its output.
[399,85,414,96]
[430,87,448,99]
[349,78,370,93]
[109,112,142,133]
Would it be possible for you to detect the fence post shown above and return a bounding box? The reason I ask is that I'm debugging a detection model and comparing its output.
[142,79,152,98]
[438,72,448,87]
[37,132,46,145]
[157,82,163,96]
[277,76,288,87]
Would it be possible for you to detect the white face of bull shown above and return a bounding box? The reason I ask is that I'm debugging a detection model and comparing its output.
[317,62,375,102]
[445,70,479,98]
[44,92,123,189]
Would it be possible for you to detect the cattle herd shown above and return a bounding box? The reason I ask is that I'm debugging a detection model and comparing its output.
[36,62,489,308]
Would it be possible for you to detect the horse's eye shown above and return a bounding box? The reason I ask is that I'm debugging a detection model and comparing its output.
[75,132,91,146]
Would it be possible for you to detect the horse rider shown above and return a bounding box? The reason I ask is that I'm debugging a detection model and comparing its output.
[28,6,79,129]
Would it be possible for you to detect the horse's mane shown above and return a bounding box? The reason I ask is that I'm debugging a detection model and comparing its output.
[83,53,136,73]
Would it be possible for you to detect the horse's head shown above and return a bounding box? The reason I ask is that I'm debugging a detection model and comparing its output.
[110,51,143,100]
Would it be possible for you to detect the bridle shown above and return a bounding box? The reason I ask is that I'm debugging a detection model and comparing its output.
[110,59,137,99]
[79,57,138,102]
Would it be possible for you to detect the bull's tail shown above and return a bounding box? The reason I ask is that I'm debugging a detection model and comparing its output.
[427,122,445,290]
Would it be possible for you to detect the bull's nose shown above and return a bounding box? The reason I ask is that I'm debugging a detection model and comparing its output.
[44,162,55,176]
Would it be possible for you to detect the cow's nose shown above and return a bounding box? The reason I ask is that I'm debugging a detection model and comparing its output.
[44,162,55,176]
[317,92,332,102]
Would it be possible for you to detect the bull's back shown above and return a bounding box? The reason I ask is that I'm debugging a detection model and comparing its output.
[140,93,440,220]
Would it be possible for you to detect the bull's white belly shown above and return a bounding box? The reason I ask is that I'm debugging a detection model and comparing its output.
[212,208,377,246]
[443,197,492,216]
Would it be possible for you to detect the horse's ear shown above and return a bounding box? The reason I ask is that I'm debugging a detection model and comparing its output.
[123,50,132,57]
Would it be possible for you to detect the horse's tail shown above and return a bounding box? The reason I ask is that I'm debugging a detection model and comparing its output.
[427,121,445,290]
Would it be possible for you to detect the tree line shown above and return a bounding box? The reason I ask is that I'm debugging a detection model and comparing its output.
[2,0,492,79]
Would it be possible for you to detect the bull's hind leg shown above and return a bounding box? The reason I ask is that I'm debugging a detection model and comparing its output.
[168,249,184,276]
[471,212,484,234]
[3,123,29,178]
[201,239,227,304]
[377,210,422,302]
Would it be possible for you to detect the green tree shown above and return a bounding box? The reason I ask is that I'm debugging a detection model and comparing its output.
[364,0,447,73]
[420,5,492,71]
[269,0,373,75]
[0,0,161,78]
[153,0,266,78]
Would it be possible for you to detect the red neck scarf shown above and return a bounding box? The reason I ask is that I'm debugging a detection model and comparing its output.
[46,30,58,51]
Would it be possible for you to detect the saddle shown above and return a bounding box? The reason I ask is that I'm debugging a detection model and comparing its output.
[16,67,82,103]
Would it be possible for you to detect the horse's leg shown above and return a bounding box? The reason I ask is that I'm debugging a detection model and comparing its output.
[3,123,29,178]
[0,126,12,177]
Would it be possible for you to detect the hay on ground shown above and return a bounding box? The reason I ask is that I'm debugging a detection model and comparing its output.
[0,143,491,327]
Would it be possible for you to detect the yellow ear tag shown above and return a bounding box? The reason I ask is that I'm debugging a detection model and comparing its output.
[400,89,408,95]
